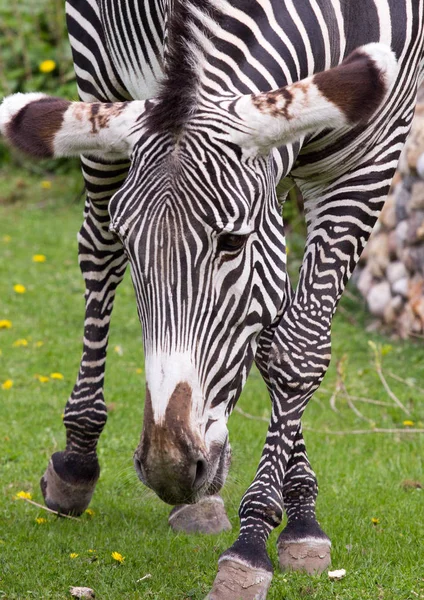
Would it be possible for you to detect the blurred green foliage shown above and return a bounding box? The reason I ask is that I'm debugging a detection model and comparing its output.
[0,0,79,171]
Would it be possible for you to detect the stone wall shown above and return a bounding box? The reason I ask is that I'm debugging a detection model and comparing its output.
[354,102,424,337]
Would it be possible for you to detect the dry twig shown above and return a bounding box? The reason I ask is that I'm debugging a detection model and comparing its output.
[16,497,80,521]
[369,342,411,415]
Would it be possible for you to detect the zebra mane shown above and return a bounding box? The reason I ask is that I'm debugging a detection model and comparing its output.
[146,0,218,135]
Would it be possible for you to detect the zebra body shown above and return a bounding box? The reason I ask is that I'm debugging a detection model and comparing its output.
[1,1,423,597]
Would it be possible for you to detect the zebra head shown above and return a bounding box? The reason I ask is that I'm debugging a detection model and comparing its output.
[0,44,397,504]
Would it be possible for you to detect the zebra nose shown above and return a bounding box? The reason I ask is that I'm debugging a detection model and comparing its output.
[134,446,209,504]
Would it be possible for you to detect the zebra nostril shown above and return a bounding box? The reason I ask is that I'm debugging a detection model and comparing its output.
[134,455,146,484]
[192,457,208,491]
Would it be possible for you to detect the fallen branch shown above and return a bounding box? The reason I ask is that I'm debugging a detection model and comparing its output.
[368,341,411,416]
[235,406,269,423]
[388,372,424,395]
[16,497,80,521]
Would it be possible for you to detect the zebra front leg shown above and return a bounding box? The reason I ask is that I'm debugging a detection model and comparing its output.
[255,286,331,573]
[41,157,129,515]
[278,424,331,574]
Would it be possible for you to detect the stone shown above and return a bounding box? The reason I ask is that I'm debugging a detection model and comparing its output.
[379,194,397,229]
[392,277,409,298]
[168,495,232,534]
[357,267,374,297]
[387,261,408,285]
[417,153,424,180]
[407,211,424,245]
[367,233,390,278]
[395,220,409,247]
[395,186,410,222]
[367,281,391,318]
[397,305,416,339]
[409,181,424,210]
[384,295,404,324]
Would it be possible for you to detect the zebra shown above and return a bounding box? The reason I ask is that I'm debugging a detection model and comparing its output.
[1,1,423,598]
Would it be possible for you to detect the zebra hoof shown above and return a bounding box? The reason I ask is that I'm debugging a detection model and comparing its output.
[40,451,99,516]
[205,559,272,600]
[168,495,232,534]
[277,538,331,575]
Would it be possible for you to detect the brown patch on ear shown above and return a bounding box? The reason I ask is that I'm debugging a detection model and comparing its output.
[252,87,294,119]
[7,97,70,158]
[72,102,128,134]
[314,49,386,125]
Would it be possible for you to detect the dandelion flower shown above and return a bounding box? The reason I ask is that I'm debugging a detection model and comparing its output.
[135,368,143,374]
[69,553,79,559]
[2,380,13,390]
[2,235,11,243]
[13,284,26,294]
[85,508,95,517]
[88,549,96,554]
[0,320,12,329]
[39,60,56,74]
[50,372,64,380]
[33,254,46,263]
[35,517,47,524]
[403,420,414,427]
[13,339,28,347]
[371,518,380,525]
[35,374,49,383]
[111,551,125,564]
[41,180,52,190]
[35,341,44,347]
[114,345,123,356]
[14,491,32,500]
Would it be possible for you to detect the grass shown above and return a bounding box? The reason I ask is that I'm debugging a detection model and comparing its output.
[0,169,423,600]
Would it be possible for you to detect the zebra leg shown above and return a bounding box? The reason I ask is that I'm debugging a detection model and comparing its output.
[207,146,407,598]
[41,156,130,515]
[278,424,331,574]
[255,322,331,574]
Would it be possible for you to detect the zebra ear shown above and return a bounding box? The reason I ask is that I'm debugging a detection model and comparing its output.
[230,43,398,153]
[0,93,145,159]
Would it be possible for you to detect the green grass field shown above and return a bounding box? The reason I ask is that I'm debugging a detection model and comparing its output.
[0,170,423,600]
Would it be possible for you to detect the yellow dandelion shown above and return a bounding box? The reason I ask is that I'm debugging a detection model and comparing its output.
[2,380,13,390]
[14,491,32,500]
[114,345,123,356]
[13,339,28,347]
[85,508,95,517]
[35,341,44,347]
[35,374,49,383]
[403,420,415,427]
[39,60,56,74]
[371,518,380,525]
[13,284,26,294]
[0,320,12,329]
[135,368,143,374]
[33,254,46,263]
[2,235,11,243]
[88,549,96,554]
[50,372,64,380]
[69,553,79,559]
[35,517,47,524]
[41,180,52,190]
[111,551,125,564]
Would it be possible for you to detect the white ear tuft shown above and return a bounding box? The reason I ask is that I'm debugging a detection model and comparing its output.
[0,93,47,135]
[358,43,399,91]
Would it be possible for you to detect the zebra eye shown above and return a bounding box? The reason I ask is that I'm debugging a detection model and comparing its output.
[218,233,248,253]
